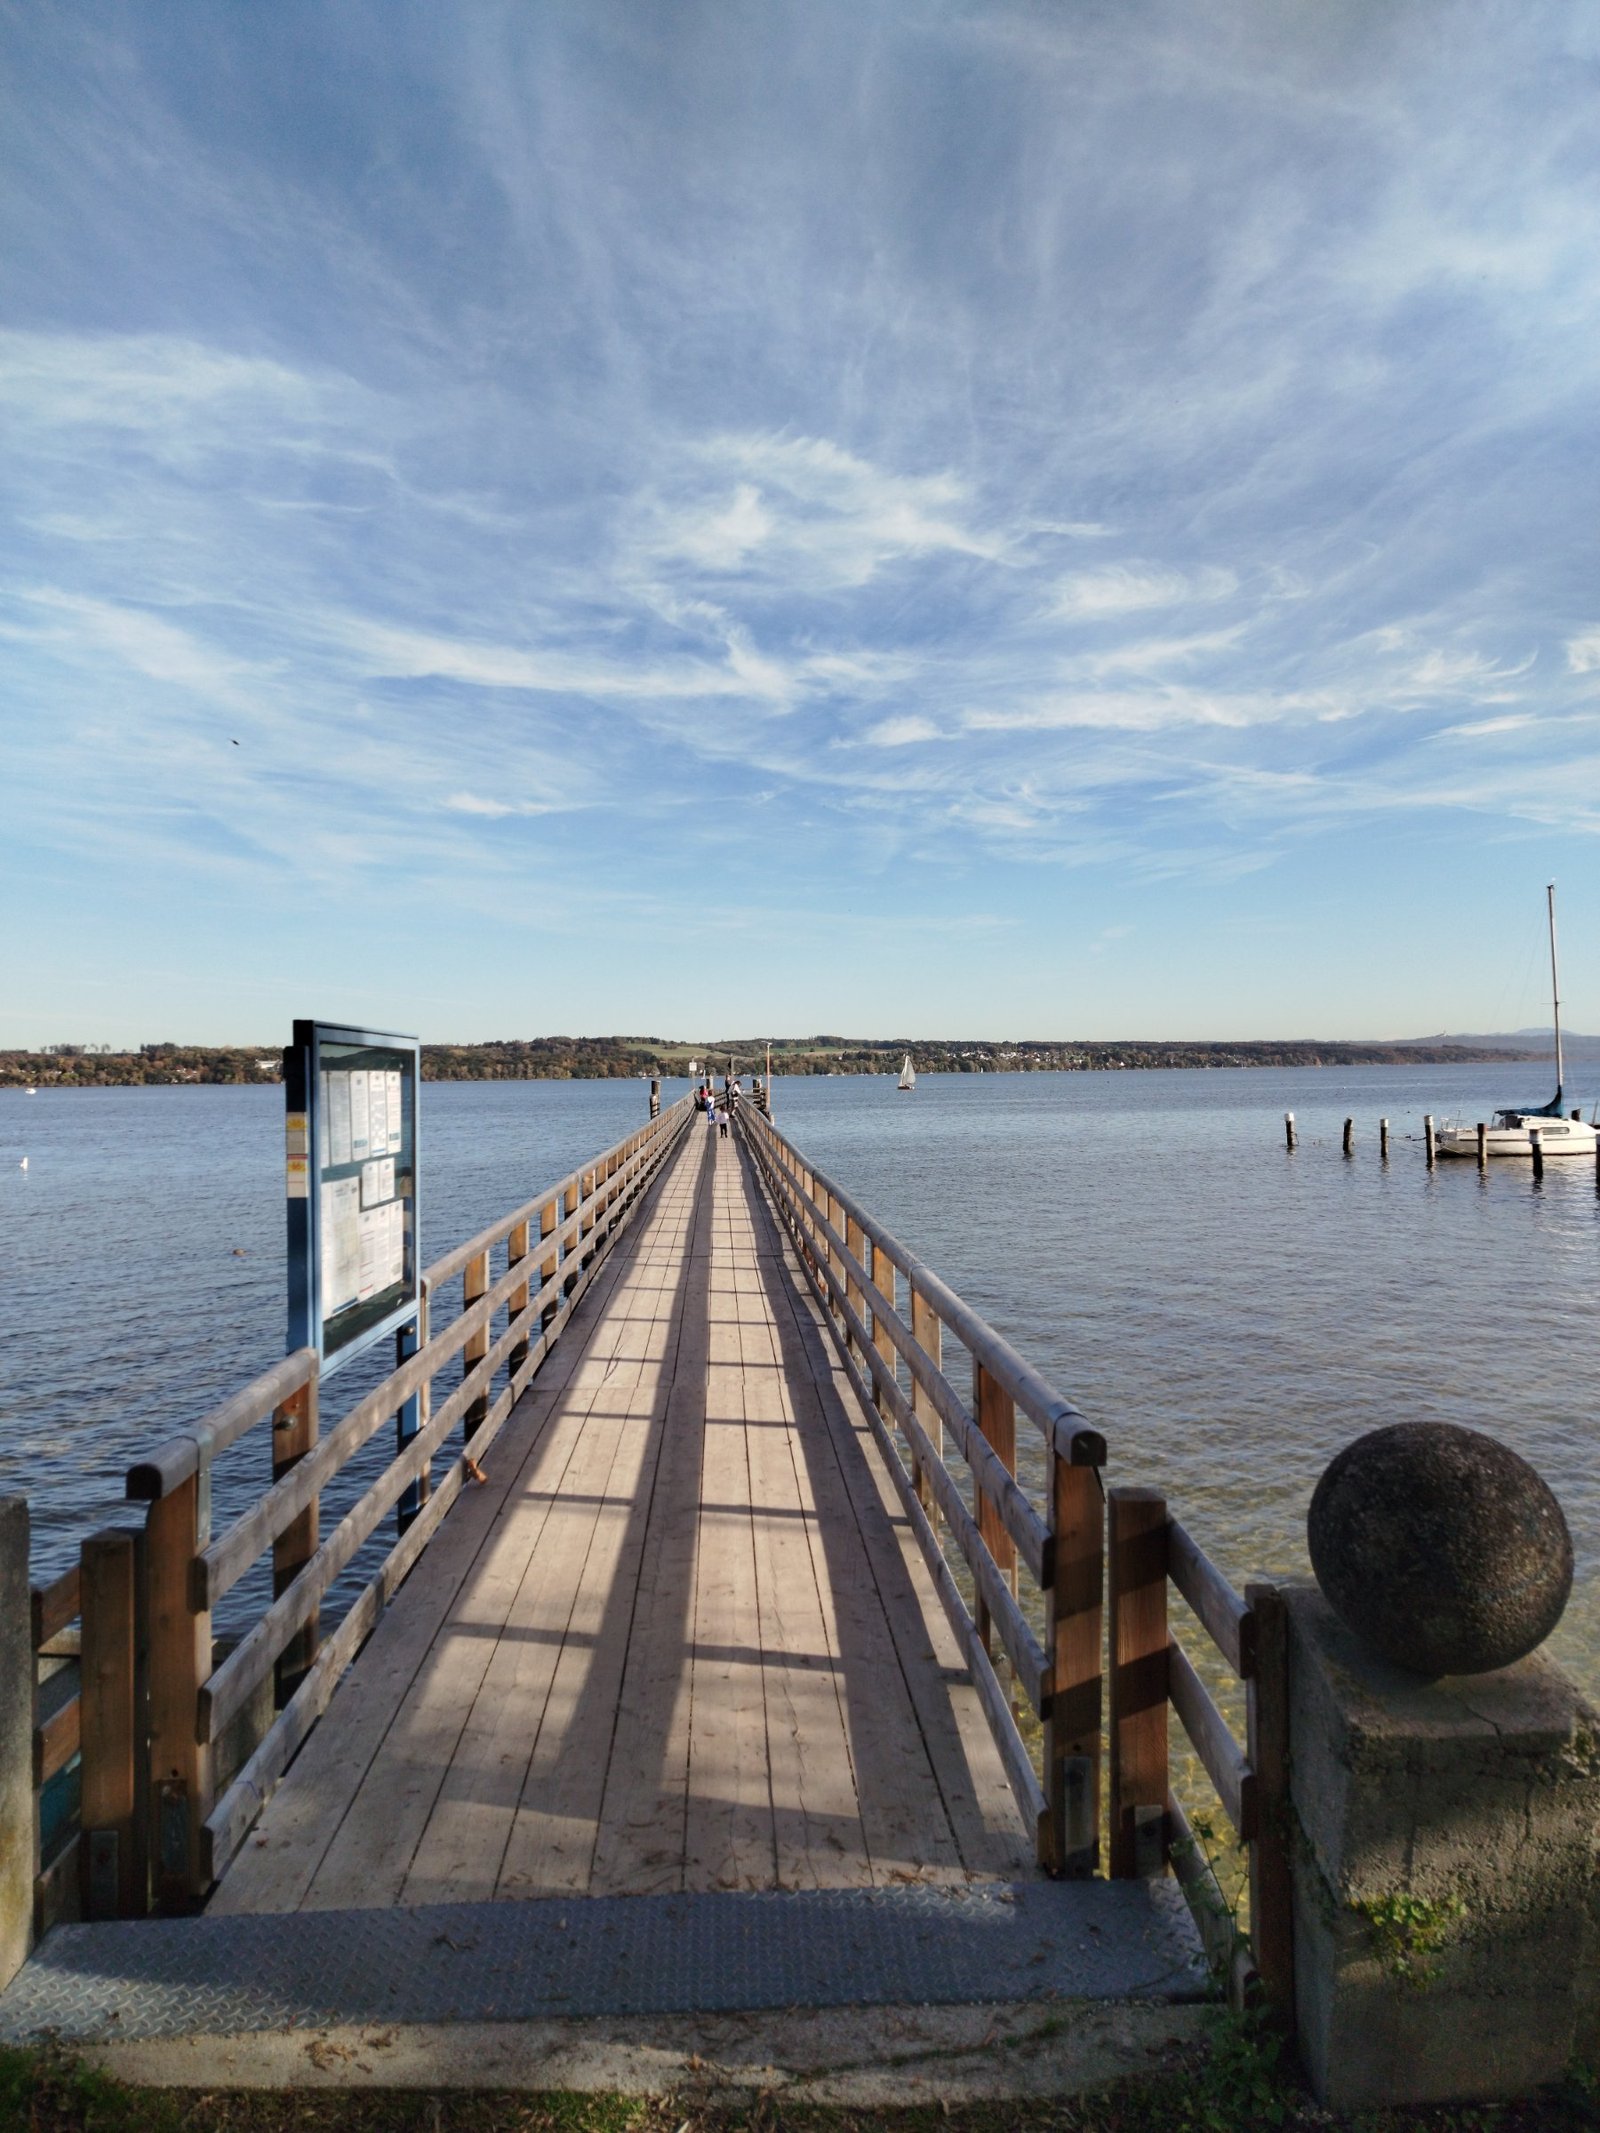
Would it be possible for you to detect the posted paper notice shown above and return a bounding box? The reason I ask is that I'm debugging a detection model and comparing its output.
[321,1176,362,1316]
[328,1073,353,1167]
[361,1156,395,1208]
[349,1070,370,1162]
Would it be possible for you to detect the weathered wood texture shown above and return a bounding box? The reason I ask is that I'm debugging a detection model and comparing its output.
[210,1127,1027,1913]
[78,1530,140,1920]
[1108,1486,1168,1880]
[1246,1581,1295,2019]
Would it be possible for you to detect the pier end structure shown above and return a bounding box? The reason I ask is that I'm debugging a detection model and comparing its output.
[1283,1583,1600,2109]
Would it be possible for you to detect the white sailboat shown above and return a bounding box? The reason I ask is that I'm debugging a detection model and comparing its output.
[897,1054,915,1093]
[1435,884,1598,1158]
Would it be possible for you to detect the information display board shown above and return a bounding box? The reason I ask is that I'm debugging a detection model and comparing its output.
[284,1020,421,1371]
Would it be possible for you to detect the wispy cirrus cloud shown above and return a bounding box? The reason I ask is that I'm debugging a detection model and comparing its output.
[1045,564,1240,621]
[633,433,1001,592]
[5,2,1600,1040]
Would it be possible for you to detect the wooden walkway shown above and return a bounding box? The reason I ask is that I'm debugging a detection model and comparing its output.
[211,1125,1031,1913]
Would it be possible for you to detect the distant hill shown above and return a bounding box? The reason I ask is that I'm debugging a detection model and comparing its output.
[1,1033,1547,1086]
[1403,1029,1600,1064]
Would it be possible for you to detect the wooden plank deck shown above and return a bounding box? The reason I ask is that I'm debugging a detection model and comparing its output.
[211,1123,1031,1914]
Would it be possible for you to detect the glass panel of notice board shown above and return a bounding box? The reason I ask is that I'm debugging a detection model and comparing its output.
[284,1020,421,1371]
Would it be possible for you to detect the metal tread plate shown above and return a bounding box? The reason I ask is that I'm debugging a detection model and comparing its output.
[0,1881,1210,2044]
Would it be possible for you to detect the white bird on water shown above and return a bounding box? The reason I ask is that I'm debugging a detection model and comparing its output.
[18,1157,27,1170]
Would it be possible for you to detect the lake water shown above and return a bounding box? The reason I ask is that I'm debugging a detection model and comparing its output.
[3,1064,1596,1688]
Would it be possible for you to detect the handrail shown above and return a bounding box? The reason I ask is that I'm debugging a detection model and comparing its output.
[1107,1486,1292,2026]
[756,1148,1054,1578]
[735,1099,1105,1879]
[128,1350,318,1503]
[196,1118,674,1609]
[419,1122,662,1293]
[31,1564,79,1651]
[192,1095,693,1882]
[76,1092,694,1911]
[743,1106,1102,1464]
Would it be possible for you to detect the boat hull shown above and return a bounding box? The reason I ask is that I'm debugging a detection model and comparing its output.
[1435,1121,1599,1158]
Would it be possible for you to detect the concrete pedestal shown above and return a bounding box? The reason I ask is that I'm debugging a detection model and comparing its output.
[1285,1584,1600,2108]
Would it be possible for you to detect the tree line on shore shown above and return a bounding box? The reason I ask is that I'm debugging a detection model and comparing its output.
[0,1034,1535,1087]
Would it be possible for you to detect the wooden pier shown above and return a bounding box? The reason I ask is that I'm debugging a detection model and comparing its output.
[211,1131,1028,1913]
[1,1089,1292,2076]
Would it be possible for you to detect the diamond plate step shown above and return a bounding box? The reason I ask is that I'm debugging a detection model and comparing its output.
[0,1881,1209,2045]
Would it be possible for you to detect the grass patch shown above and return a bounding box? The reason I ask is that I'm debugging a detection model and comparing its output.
[0,2028,1594,2133]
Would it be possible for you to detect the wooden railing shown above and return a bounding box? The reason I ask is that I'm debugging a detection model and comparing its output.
[1107,1487,1293,2015]
[25,1094,691,1918]
[29,1557,80,1934]
[737,1101,1293,2022]
[737,1101,1107,1877]
[28,1527,144,1934]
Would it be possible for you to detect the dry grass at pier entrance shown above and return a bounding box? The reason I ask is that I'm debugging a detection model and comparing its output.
[3,2032,1597,2133]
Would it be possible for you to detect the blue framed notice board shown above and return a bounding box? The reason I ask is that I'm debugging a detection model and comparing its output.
[283,1019,421,1372]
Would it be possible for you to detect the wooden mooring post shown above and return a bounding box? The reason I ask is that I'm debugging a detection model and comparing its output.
[1284,1111,1296,1151]
[1477,1122,1488,1169]
[1531,1127,1544,1180]
[1342,1117,1354,1157]
[1424,1113,1436,1165]
[1379,1117,1390,1160]
[649,1076,661,1120]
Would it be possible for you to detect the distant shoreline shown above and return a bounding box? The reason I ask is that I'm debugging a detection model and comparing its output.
[0,1037,1543,1088]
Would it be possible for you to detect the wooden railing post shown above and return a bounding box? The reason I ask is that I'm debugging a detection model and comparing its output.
[871,1241,896,1414]
[396,1285,431,1535]
[1043,1449,1104,1878]
[1108,1485,1168,1879]
[145,1472,211,1909]
[972,1362,1018,1661]
[271,1377,319,1705]
[540,1196,560,1326]
[507,1217,532,1383]
[1246,1581,1295,2023]
[462,1248,490,1443]
[845,1212,867,1359]
[910,1285,942,1516]
[79,1528,141,1918]
[580,1169,597,1268]
[0,1497,30,1988]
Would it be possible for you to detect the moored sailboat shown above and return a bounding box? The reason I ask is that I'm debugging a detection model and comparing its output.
[1435,884,1598,1158]
[898,1054,915,1092]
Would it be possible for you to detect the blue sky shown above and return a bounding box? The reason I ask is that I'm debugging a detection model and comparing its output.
[4,1,1600,1045]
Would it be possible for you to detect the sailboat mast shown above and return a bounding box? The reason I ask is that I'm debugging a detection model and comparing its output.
[1548,881,1565,1105]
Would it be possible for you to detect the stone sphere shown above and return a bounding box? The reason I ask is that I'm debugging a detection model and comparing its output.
[1307,1423,1572,1677]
